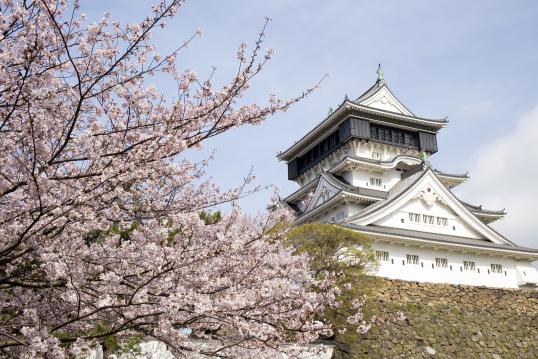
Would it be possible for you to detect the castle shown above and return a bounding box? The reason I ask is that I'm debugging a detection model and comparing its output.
[278,67,538,289]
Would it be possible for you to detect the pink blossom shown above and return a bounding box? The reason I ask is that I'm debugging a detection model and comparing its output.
[0,1,332,358]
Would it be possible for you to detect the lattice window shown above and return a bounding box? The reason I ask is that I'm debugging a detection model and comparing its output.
[406,254,419,265]
[435,258,448,268]
[437,217,448,226]
[463,261,476,271]
[423,215,435,224]
[409,213,421,222]
[369,177,382,187]
[491,264,503,274]
[375,250,389,262]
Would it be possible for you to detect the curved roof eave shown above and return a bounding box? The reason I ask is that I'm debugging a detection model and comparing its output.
[433,169,470,180]
[330,155,423,173]
[343,223,538,259]
[277,101,447,162]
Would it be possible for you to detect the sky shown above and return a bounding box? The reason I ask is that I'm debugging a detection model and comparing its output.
[83,0,538,251]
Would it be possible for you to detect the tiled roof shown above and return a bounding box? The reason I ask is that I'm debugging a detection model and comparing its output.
[459,200,506,216]
[433,169,469,179]
[343,223,538,255]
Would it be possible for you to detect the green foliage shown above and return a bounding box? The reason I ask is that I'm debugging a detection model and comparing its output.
[199,210,222,225]
[84,222,140,247]
[286,223,378,346]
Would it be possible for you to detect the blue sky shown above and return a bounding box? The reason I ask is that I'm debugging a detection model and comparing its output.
[84,1,538,250]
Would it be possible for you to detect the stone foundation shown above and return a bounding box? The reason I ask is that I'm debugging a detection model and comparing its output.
[337,279,538,359]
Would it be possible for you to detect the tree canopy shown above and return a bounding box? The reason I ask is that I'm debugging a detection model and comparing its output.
[0,1,334,357]
[286,223,379,351]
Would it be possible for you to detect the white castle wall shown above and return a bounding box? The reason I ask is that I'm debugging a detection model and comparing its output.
[371,241,538,289]
[341,168,402,192]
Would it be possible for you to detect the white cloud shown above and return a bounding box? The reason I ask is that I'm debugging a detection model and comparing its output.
[457,105,538,257]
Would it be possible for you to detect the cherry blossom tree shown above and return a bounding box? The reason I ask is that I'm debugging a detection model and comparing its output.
[0,1,337,357]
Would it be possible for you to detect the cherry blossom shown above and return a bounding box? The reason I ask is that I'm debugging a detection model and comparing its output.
[0,1,337,357]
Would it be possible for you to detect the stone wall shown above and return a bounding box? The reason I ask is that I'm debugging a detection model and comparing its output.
[337,279,538,359]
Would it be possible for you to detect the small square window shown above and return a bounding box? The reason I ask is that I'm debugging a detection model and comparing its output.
[375,250,389,262]
[435,257,448,268]
[463,261,476,271]
[406,254,419,265]
[491,264,503,274]
[423,215,435,225]
[369,177,382,187]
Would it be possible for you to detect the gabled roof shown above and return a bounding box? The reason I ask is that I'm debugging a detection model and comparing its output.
[344,165,515,246]
[290,172,387,223]
[283,176,319,203]
[355,79,416,116]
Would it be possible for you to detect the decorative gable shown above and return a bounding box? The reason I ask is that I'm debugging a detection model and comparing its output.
[304,174,341,213]
[347,169,513,245]
[357,84,414,116]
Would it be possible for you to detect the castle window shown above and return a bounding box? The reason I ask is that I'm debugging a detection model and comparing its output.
[437,217,448,226]
[409,213,421,222]
[435,257,448,268]
[423,215,435,224]
[463,261,476,271]
[375,250,389,262]
[372,151,383,160]
[369,177,382,187]
[491,264,503,274]
[406,254,419,265]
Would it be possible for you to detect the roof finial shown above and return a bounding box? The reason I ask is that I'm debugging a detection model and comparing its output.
[421,150,431,167]
[376,63,384,83]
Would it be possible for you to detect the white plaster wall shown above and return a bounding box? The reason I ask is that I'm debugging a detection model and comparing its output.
[514,261,538,286]
[353,141,419,161]
[370,241,537,289]
[342,168,402,191]
[374,198,483,239]
[313,203,368,223]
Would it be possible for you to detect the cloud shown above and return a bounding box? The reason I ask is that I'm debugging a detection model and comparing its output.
[457,105,538,258]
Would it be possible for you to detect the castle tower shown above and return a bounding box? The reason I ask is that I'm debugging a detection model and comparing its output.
[277,67,538,289]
